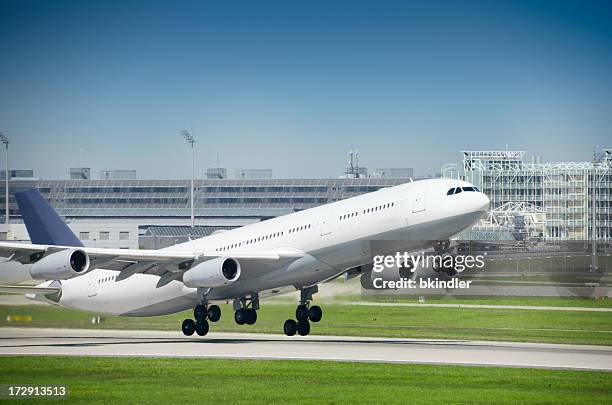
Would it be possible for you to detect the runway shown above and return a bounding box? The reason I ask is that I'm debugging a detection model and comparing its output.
[1,328,611,371]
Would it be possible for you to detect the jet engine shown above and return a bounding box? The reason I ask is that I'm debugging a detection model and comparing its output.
[30,249,90,280]
[182,257,241,288]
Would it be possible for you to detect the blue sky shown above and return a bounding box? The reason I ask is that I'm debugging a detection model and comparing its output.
[1,0,611,179]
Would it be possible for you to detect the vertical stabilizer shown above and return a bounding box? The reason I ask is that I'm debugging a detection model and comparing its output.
[14,188,83,247]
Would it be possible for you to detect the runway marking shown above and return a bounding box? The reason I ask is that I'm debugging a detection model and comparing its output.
[1,328,611,371]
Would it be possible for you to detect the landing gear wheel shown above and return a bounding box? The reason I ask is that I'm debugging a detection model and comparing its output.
[297,321,311,336]
[234,309,247,325]
[245,308,257,325]
[207,305,221,322]
[194,304,208,323]
[296,305,309,322]
[195,320,209,336]
[283,319,297,336]
[308,305,322,323]
[182,319,196,336]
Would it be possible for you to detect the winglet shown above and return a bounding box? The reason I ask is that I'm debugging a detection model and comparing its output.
[14,188,83,247]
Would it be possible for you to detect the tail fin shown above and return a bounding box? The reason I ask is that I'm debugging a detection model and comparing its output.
[14,188,83,247]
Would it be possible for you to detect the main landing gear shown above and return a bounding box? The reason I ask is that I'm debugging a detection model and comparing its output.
[283,285,322,337]
[181,302,221,337]
[233,295,259,326]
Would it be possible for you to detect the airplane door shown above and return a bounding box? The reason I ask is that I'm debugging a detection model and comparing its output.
[87,279,97,297]
[320,217,332,237]
[412,191,426,213]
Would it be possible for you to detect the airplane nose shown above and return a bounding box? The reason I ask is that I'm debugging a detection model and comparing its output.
[477,192,490,212]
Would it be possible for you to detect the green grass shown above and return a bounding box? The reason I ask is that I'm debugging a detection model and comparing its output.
[356,295,612,307]
[2,302,611,345]
[483,255,612,274]
[0,356,610,404]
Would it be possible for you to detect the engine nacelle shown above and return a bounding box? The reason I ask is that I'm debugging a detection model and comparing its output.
[183,257,241,288]
[360,260,418,289]
[30,249,90,280]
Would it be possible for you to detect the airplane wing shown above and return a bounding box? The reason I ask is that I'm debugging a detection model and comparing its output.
[0,242,303,278]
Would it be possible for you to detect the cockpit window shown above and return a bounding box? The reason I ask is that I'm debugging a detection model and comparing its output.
[448,186,480,195]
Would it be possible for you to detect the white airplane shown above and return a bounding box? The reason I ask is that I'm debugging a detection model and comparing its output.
[0,178,489,337]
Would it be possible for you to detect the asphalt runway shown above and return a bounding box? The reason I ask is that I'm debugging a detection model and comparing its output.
[1,328,611,371]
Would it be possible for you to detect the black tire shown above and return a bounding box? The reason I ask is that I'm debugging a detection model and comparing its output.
[283,319,297,336]
[297,321,310,336]
[296,305,309,322]
[182,319,196,336]
[194,305,208,323]
[308,305,322,323]
[245,309,257,325]
[445,268,459,277]
[195,320,209,336]
[208,305,221,322]
[234,309,246,325]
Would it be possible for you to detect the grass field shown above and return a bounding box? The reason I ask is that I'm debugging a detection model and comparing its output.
[0,356,610,404]
[2,301,611,345]
[355,295,612,307]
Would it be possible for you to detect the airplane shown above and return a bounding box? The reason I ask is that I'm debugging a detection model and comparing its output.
[0,178,489,337]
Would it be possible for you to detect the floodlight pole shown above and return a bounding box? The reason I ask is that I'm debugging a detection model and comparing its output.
[591,147,600,272]
[182,130,195,227]
[191,137,195,228]
[0,133,8,225]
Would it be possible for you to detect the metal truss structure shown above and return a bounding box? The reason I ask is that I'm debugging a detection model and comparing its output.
[478,201,546,240]
[444,150,612,242]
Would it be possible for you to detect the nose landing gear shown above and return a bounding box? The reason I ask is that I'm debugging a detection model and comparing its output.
[284,285,322,336]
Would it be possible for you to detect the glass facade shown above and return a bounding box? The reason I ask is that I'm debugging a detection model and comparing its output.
[0,178,409,220]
